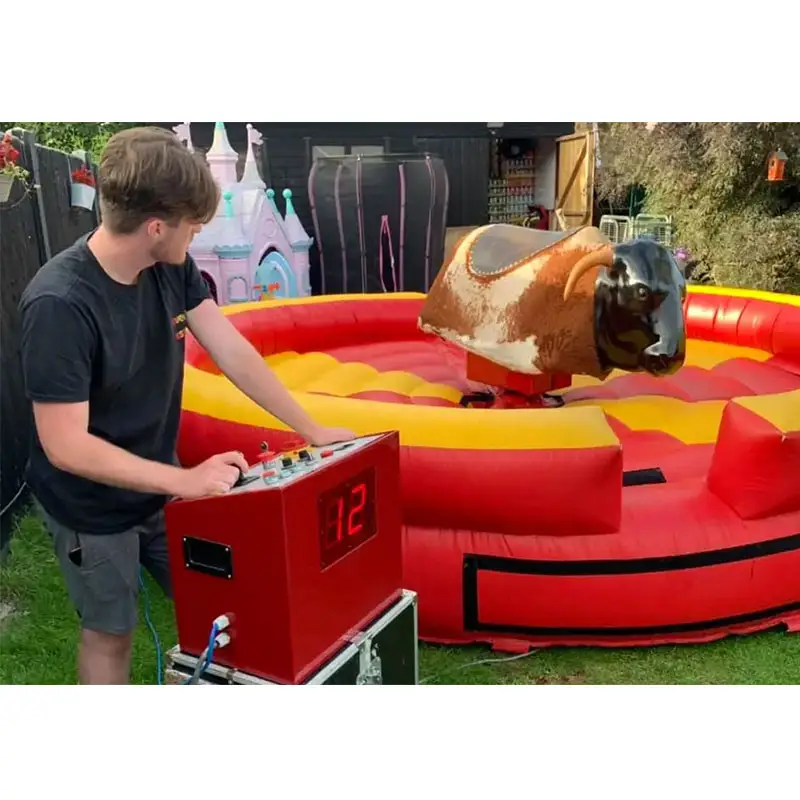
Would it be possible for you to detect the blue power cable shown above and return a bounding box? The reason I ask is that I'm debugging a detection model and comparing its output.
[183,622,220,684]
[138,565,222,685]
[138,567,163,685]
[206,623,219,664]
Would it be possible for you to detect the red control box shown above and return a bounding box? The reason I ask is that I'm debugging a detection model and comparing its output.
[164,431,402,684]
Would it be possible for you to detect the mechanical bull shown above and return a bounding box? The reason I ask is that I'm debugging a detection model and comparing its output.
[417,224,687,390]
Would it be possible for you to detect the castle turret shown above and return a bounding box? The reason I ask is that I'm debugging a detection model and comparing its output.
[281,189,314,296]
[172,122,194,152]
[260,188,277,218]
[205,121,239,191]
[241,124,265,188]
[282,189,313,252]
[241,123,266,228]
[213,190,253,303]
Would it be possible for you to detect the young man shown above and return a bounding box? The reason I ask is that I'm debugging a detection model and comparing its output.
[19,126,355,685]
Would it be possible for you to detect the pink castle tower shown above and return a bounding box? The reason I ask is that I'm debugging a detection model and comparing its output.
[174,121,315,304]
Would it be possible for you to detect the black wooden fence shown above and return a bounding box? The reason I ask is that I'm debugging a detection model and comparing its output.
[0,128,100,555]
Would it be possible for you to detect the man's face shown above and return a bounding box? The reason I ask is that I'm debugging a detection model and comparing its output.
[148,217,203,264]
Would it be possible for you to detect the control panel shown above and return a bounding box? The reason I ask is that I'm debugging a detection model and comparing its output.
[233,434,384,492]
[164,430,402,685]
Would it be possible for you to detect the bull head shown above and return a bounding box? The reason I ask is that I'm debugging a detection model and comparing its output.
[564,239,687,377]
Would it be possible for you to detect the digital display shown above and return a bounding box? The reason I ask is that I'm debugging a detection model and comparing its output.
[318,468,377,569]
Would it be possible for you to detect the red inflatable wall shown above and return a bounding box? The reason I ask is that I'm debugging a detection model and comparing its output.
[178,290,800,650]
[684,291,800,362]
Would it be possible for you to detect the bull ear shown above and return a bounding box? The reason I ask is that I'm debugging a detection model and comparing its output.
[607,256,625,280]
[670,250,693,281]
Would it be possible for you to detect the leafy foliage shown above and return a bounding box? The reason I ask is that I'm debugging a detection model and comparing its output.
[0,131,30,184]
[595,123,800,294]
[0,122,141,161]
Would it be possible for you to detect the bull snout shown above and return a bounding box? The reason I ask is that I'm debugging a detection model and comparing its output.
[642,339,685,376]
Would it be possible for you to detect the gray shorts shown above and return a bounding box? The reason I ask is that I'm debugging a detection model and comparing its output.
[35,499,173,636]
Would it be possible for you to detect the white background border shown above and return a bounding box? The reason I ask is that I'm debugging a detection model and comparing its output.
[3,0,800,796]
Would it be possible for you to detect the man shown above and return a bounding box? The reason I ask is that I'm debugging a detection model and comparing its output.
[19,126,355,685]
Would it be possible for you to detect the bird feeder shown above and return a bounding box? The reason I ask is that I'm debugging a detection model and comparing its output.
[767,149,788,182]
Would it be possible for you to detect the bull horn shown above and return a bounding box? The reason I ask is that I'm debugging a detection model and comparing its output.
[562,245,615,301]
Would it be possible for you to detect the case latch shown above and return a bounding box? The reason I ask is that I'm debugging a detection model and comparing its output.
[355,635,383,685]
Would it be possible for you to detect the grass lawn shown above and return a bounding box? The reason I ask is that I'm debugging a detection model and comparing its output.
[2,507,799,685]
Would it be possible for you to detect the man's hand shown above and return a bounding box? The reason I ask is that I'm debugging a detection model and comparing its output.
[175,451,250,499]
[305,426,357,447]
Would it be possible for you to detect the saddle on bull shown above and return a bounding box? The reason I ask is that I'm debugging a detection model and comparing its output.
[418,223,687,408]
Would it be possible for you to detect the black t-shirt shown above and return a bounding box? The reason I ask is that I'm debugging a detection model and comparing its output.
[19,231,211,534]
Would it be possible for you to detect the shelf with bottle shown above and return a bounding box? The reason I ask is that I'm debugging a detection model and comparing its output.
[487,150,536,225]
[488,193,534,207]
[488,175,536,190]
[489,206,536,221]
[488,186,535,198]
[490,173,535,193]
[488,195,536,216]
[489,211,531,224]
[503,156,535,172]
[488,186,536,200]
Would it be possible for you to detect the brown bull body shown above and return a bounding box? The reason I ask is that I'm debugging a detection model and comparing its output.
[418,223,614,379]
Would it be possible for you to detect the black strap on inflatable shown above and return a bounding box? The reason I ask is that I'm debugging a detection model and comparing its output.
[459,390,566,409]
[459,391,496,408]
[622,467,667,486]
[540,393,565,408]
[462,532,800,637]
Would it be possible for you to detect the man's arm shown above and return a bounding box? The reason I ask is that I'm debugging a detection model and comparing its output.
[21,294,187,496]
[32,401,188,495]
[183,257,354,446]
[186,297,325,441]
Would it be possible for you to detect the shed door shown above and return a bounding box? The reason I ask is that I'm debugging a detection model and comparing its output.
[554,130,596,230]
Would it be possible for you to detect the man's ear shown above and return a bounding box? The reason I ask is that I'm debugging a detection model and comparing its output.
[145,218,163,238]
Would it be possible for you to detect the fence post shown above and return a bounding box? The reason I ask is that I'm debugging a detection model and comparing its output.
[93,155,101,224]
[12,127,52,264]
[0,129,40,556]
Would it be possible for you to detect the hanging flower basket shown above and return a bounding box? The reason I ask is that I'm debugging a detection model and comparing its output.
[0,132,30,204]
[70,163,96,210]
[0,173,13,203]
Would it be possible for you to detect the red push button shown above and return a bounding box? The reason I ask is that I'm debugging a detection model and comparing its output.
[320,449,334,458]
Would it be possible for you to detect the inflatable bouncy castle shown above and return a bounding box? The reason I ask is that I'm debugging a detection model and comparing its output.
[178,223,800,652]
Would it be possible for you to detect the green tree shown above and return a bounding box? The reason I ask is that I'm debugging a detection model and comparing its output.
[595,123,800,294]
[0,122,141,161]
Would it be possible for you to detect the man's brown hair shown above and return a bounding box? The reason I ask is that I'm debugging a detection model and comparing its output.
[97,126,220,234]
